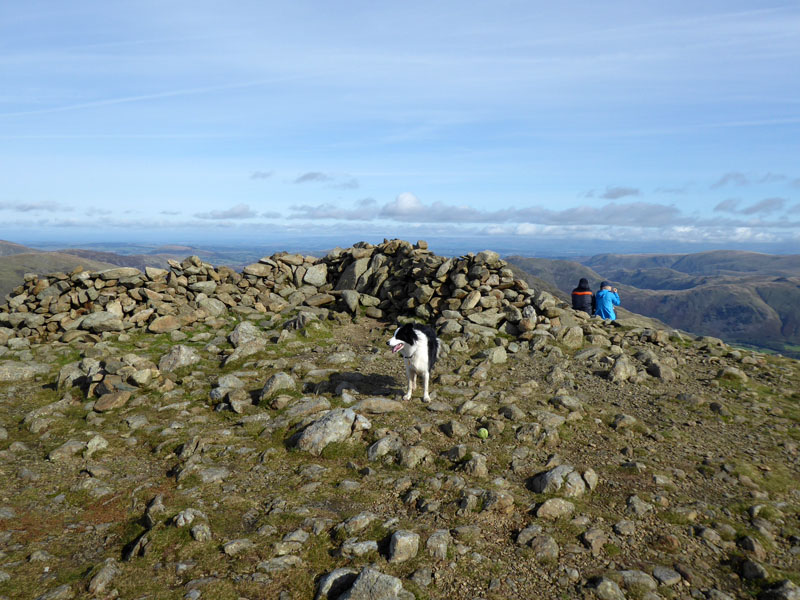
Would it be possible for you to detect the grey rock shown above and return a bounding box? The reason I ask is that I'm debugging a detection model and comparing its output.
[389,530,420,563]
[158,344,201,372]
[80,311,124,333]
[191,523,212,541]
[741,558,768,580]
[718,366,748,383]
[337,512,377,536]
[441,420,468,438]
[626,495,653,516]
[87,558,119,596]
[295,408,370,456]
[588,577,626,600]
[613,414,638,430]
[34,584,76,600]
[257,555,304,572]
[353,397,404,414]
[148,315,182,333]
[338,567,414,600]
[259,371,296,401]
[426,529,452,559]
[198,297,226,317]
[463,452,488,478]
[368,435,402,461]
[48,440,87,461]
[609,355,637,383]
[759,580,800,600]
[197,467,231,483]
[529,464,586,497]
[223,538,255,556]
[529,534,559,561]
[0,360,50,381]
[652,566,681,586]
[189,280,217,295]
[340,290,360,314]
[304,263,328,287]
[229,321,265,347]
[516,523,543,546]
[316,568,359,600]
[619,570,657,591]
[340,538,378,558]
[99,267,142,280]
[536,498,575,520]
[561,326,584,349]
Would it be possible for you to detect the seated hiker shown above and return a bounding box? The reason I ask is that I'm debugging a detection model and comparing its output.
[571,278,595,315]
[595,281,620,320]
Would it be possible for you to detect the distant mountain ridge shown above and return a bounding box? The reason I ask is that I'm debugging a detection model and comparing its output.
[508,250,800,358]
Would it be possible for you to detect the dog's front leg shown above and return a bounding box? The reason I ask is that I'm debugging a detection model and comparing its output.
[403,363,415,401]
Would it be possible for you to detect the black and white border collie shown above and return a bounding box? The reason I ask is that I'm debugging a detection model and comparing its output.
[387,323,439,402]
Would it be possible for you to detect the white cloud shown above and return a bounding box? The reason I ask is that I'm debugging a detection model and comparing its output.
[289,198,377,221]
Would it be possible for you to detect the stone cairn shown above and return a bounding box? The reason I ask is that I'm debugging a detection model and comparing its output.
[0,239,569,348]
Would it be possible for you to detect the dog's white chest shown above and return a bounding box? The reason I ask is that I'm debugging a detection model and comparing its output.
[404,349,429,375]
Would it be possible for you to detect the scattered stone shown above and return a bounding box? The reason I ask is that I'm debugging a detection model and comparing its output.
[294,408,371,456]
[336,567,414,600]
[652,565,682,586]
[158,345,201,372]
[389,530,420,563]
[536,498,575,520]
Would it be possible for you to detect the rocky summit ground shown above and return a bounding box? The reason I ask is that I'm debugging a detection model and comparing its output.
[0,243,799,600]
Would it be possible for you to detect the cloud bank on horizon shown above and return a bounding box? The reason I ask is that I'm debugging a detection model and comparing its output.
[1,1,799,249]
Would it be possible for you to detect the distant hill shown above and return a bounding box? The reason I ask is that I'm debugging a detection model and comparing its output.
[508,250,800,358]
[0,240,36,256]
[57,249,172,271]
[0,252,118,300]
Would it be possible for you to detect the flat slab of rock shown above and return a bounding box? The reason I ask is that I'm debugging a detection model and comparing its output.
[148,315,181,333]
[353,397,404,414]
[94,391,132,412]
[0,361,49,381]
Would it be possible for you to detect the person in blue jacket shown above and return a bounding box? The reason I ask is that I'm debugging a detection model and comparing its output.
[595,281,620,320]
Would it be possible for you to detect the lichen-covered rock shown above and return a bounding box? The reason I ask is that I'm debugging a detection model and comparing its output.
[294,408,371,456]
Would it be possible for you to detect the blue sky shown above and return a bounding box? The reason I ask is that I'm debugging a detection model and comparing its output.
[1,1,799,252]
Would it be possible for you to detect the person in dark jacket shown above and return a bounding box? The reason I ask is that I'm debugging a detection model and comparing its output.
[571,278,595,315]
[595,280,621,320]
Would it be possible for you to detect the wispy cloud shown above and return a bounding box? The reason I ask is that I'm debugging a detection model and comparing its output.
[0,201,68,213]
[654,185,688,195]
[713,198,741,213]
[294,172,334,184]
[250,170,273,180]
[740,197,787,215]
[292,193,687,228]
[714,197,788,215]
[289,198,377,221]
[329,177,360,190]
[599,186,640,200]
[0,78,301,118]
[160,210,181,216]
[194,203,258,220]
[711,172,749,189]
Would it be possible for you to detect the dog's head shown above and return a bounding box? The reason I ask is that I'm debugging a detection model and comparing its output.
[387,324,418,357]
